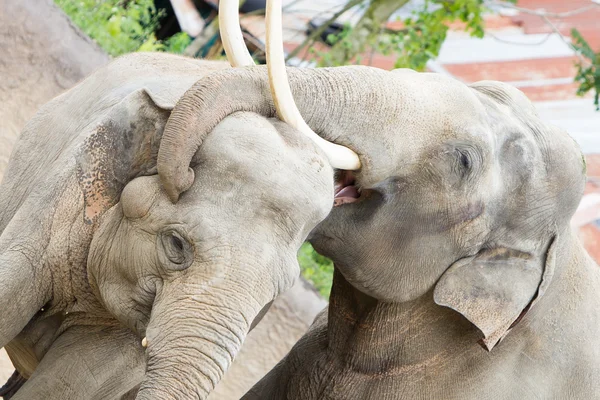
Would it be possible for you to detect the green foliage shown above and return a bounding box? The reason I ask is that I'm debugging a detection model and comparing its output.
[163,32,194,54]
[298,243,334,298]
[389,0,486,71]
[55,0,191,56]
[314,0,493,70]
[571,28,600,110]
[315,23,363,66]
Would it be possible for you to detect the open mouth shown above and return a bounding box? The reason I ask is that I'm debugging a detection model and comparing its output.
[334,171,361,207]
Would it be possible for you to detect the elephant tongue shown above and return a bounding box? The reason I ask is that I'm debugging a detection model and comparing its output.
[334,171,360,206]
[334,185,360,206]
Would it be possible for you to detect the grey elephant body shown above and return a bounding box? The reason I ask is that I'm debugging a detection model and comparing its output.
[0,53,334,399]
[247,232,600,399]
[0,0,107,386]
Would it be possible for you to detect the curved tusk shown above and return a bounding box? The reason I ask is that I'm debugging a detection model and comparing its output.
[264,0,361,170]
[219,0,255,67]
[141,337,148,348]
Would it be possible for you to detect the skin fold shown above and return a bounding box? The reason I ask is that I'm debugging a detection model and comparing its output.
[0,53,334,399]
[208,278,327,400]
[239,71,599,399]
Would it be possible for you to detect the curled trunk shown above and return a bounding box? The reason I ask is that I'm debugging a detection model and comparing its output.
[158,66,394,202]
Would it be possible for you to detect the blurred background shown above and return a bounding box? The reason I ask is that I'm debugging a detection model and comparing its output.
[2,0,599,298]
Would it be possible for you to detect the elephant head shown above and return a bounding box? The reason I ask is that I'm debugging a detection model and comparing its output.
[87,112,333,399]
[309,75,586,350]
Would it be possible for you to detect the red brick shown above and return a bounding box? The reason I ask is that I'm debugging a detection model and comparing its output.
[443,57,578,83]
[509,0,600,48]
[585,181,600,195]
[585,155,600,179]
[578,224,600,264]
[519,82,582,101]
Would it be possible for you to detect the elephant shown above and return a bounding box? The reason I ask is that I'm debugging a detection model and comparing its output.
[4,3,593,399]
[231,72,598,398]
[0,1,331,397]
[0,52,339,399]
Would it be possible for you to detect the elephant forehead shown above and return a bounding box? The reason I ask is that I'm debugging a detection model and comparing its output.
[182,112,333,224]
[346,72,493,187]
[194,113,331,191]
[392,72,485,118]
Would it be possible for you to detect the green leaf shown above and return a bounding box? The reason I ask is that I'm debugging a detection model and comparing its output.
[55,0,171,57]
[297,243,334,298]
[572,28,596,60]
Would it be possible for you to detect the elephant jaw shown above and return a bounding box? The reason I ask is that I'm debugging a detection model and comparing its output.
[334,171,361,206]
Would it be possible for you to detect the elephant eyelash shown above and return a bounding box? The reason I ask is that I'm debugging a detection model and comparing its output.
[459,151,471,170]
[171,235,184,252]
[453,148,481,181]
[455,149,472,171]
[159,230,194,270]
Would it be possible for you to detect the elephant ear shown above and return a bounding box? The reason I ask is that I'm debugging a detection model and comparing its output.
[434,237,557,351]
[76,88,175,225]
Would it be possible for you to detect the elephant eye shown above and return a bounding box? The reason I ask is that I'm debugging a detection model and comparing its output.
[171,235,184,252]
[159,230,193,271]
[458,150,471,170]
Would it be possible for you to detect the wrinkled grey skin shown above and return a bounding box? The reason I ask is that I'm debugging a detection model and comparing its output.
[237,71,599,399]
[0,53,333,399]
[114,64,597,399]
[208,278,327,400]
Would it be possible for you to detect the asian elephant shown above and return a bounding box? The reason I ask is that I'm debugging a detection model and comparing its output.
[0,52,337,399]
[236,71,598,398]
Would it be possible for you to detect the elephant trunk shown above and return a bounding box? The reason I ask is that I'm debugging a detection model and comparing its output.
[135,282,261,400]
[158,66,394,203]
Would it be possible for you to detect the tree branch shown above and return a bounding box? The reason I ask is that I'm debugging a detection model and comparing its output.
[323,0,411,66]
[284,0,366,61]
[486,1,596,66]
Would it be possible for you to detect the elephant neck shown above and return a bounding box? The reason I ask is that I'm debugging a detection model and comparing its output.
[326,268,480,373]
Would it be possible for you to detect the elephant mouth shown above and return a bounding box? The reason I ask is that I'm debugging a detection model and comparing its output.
[334,170,361,206]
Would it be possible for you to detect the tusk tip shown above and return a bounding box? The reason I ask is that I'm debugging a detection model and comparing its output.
[327,145,361,171]
[141,337,148,348]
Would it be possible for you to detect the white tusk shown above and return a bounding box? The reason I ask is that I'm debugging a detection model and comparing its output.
[265,0,361,170]
[141,337,148,348]
[219,0,255,67]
